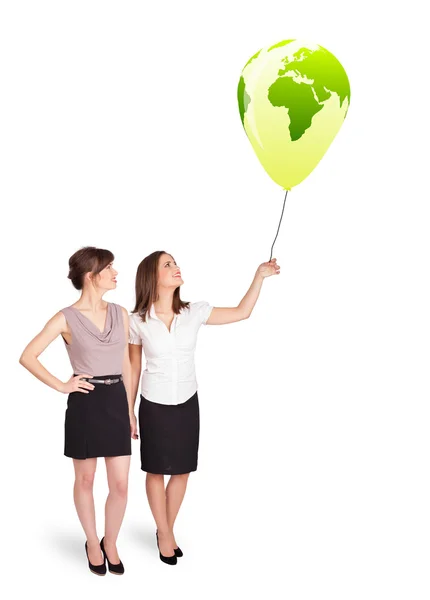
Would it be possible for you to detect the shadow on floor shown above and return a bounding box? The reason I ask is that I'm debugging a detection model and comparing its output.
[44,529,84,563]
[124,522,156,551]
[44,522,157,563]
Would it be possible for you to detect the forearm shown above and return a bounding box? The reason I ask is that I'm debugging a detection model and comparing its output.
[19,354,65,392]
[127,363,140,415]
[237,271,264,318]
[122,362,136,416]
[127,366,141,416]
[127,342,142,414]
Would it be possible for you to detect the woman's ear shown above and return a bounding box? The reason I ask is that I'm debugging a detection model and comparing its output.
[86,271,97,287]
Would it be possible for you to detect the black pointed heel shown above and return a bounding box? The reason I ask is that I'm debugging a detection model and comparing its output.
[156,531,177,565]
[100,537,125,575]
[174,546,183,558]
[85,541,106,576]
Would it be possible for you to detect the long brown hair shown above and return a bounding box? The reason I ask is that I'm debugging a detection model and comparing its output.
[132,250,189,322]
[68,246,114,290]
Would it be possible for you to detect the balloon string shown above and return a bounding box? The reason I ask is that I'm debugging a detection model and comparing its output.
[269,189,288,261]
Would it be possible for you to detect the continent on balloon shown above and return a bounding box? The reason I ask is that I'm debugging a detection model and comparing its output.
[238,39,350,191]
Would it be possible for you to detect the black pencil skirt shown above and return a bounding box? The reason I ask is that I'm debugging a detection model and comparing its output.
[64,375,132,459]
[138,391,199,475]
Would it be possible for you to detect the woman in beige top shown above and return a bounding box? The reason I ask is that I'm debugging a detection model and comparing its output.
[19,246,138,576]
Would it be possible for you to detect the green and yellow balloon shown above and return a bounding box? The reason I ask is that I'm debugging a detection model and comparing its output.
[238,39,350,191]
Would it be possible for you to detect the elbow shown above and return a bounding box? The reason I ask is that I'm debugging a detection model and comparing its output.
[19,350,36,368]
[236,305,251,321]
[130,363,141,376]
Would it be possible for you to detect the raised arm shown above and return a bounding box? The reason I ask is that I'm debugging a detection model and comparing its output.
[18,312,94,394]
[207,258,280,326]
[121,308,138,439]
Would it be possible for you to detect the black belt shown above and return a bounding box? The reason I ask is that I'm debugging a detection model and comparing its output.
[83,376,123,385]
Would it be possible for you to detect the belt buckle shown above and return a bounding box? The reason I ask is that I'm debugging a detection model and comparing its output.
[105,378,113,385]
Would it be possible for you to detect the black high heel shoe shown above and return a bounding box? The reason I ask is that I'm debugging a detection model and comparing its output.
[100,537,125,575]
[156,531,177,565]
[85,541,106,576]
[174,545,183,558]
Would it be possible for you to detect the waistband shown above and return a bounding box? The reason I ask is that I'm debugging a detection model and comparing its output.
[74,374,123,386]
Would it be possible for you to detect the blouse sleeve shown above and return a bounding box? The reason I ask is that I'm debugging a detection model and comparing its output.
[128,313,142,345]
[193,301,214,326]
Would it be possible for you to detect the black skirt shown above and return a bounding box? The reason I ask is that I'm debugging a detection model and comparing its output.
[138,392,199,475]
[64,375,132,459]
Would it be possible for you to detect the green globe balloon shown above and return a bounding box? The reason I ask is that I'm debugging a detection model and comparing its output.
[238,39,351,190]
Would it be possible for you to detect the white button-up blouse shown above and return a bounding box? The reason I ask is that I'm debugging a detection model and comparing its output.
[128,301,213,405]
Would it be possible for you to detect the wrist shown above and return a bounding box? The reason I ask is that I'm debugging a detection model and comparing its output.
[56,380,66,393]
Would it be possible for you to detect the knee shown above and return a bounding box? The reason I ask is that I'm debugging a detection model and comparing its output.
[110,479,128,499]
[170,473,190,484]
[146,473,164,490]
[75,472,95,491]
[146,473,164,483]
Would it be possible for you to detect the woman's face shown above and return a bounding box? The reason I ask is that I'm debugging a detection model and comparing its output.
[87,261,118,291]
[157,253,183,290]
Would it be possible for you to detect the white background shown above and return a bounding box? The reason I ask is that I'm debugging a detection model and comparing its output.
[1,1,429,598]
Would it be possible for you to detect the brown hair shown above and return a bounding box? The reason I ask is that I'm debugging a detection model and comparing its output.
[67,246,114,290]
[132,250,189,322]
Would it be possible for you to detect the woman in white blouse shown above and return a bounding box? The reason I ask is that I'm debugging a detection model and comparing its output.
[128,250,280,565]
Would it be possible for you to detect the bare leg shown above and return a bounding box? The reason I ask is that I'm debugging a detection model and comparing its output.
[72,458,103,565]
[104,455,131,563]
[145,473,175,557]
[166,473,190,547]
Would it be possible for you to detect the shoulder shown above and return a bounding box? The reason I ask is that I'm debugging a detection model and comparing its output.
[54,310,68,322]
[57,307,72,323]
[45,310,69,333]
[115,305,128,318]
[109,302,122,311]
[189,300,211,312]
[109,303,127,317]
[115,305,131,329]
[128,311,145,344]
[129,311,144,327]
[186,301,213,324]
